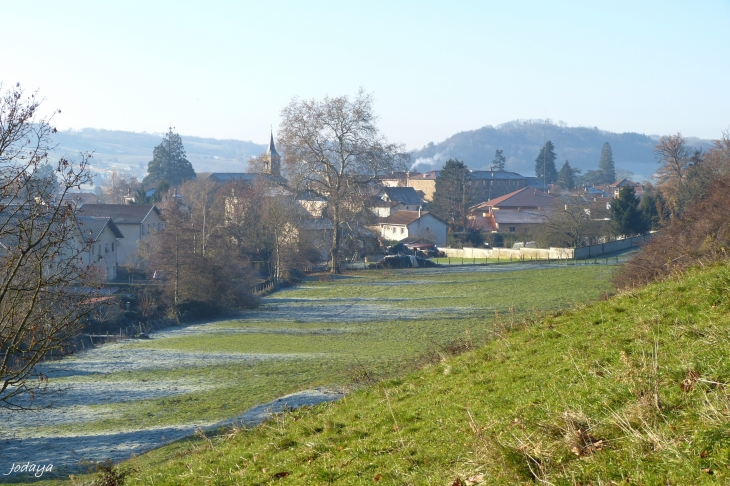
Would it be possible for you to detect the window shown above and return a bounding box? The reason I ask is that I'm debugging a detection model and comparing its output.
[111,242,114,252]
[105,244,109,253]
[400,227,404,234]
[509,227,516,232]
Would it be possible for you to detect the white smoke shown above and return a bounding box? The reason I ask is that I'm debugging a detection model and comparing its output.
[410,152,446,171]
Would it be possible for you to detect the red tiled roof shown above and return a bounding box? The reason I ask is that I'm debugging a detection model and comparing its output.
[470,187,560,211]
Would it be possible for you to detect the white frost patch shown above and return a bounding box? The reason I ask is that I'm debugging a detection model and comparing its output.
[39,345,304,378]
[0,388,344,473]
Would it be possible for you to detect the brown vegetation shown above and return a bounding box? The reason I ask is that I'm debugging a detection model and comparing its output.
[614,173,730,288]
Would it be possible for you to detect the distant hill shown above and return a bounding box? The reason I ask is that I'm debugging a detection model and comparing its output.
[410,120,713,181]
[51,128,267,177]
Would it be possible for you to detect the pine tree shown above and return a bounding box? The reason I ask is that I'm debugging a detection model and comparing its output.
[557,160,576,190]
[144,129,196,186]
[598,142,616,184]
[610,185,648,236]
[431,159,473,231]
[492,149,506,171]
[535,141,558,185]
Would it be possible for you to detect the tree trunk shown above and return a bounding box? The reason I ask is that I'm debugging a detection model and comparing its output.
[331,205,340,274]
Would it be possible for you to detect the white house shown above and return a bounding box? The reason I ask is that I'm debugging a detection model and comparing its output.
[78,204,163,268]
[75,216,124,281]
[379,210,448,246]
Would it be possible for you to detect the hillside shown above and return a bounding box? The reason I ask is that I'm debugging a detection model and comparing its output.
[50,128,266,177]
[411,120,713,181]
[50,261,730,485]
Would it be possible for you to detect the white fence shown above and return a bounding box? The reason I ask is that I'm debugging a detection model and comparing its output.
[438,235,650,261]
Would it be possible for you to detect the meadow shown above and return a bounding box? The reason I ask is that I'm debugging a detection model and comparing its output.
[1,263,615,482]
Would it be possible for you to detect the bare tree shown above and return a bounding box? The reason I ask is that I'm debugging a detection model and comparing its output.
[278,89,409,272]
[654,133,692,206]
[537,197,605,248]
[0,83,102,409]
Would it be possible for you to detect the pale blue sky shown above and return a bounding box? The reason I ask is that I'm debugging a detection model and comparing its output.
[3,1,729,150]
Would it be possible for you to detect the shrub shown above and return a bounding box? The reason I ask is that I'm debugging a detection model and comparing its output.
[614,174,730,288]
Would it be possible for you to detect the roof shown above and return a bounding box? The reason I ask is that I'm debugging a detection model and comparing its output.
[610,179,640,188]
[379,171,421,180]
[493,210,548,225]
[265,132,279,158]
[61,192,96,202]
[380,210,434,226]
[408,171,440,180]
[207,173,259,182]
[471,188,559,211]
[79,204,160,224]
[381,187,422,205]
[76,216,125,240]
[470,170,525,181]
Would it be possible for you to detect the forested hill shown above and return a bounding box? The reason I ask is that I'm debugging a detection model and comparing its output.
[51,128,267,175]
[410,120,712,181]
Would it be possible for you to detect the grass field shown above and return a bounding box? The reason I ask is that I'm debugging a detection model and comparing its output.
[2,264,615,483]
[42,261,730,485]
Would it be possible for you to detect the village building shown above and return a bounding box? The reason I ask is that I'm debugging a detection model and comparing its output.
[75,216,124,281]
[379,210,448,246]
[371,186,424,217]
[610,179,644,198]
[78,204,163,269]
[467,187,560,234]
[205,132,287,186]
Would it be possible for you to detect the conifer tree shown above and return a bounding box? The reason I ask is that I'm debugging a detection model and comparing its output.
[144,129,196,187]
[535,141,558,185]
[598,142,616,184]
[610,185,648,236]
[492,149,506,171]
[557,160,576,190]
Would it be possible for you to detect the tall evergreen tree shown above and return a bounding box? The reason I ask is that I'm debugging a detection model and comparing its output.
[598,142,616,184]
[492,149,506,171]
[610,185,648,236]
[557,160,576,190]
[144,129,196,186]
[535,141,558,185]
[431,159,473,231]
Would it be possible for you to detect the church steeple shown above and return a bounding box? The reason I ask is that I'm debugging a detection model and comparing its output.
[262,130,280,176]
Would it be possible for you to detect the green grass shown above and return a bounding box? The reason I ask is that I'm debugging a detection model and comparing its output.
[11,265,616,484]
[43,261,730,485]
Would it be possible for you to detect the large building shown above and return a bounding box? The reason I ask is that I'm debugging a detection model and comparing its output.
[380,169,527,202]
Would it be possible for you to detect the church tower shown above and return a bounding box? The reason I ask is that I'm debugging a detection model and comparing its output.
[261,131,281,176]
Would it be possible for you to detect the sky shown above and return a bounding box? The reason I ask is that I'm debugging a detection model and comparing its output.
[3,1,729,151]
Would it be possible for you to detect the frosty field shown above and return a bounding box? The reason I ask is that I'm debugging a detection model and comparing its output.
[0,264,614,479]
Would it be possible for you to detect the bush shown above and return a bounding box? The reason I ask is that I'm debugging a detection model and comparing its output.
[614,174,730,288]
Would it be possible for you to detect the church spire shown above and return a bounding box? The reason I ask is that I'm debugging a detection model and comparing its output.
[262,130,281,176]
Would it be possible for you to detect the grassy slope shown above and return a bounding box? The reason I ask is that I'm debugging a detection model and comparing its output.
[94,262,730,485]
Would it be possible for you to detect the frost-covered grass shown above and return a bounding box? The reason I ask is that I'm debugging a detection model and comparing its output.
[3,265,613,481]
[52,262,730,485]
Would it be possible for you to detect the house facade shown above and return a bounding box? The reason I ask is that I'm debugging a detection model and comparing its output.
[75,216,124,281]
[79,204,163,268]
[379,211,448,246]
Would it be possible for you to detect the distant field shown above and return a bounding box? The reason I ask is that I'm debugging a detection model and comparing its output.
[4,264,614,481]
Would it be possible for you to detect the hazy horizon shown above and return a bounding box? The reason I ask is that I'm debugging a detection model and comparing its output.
[3,1,728,151]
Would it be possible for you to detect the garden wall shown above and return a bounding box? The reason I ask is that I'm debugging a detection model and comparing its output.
[438,235,651,260]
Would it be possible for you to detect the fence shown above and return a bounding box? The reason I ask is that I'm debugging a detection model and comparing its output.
[438,235,650,261]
